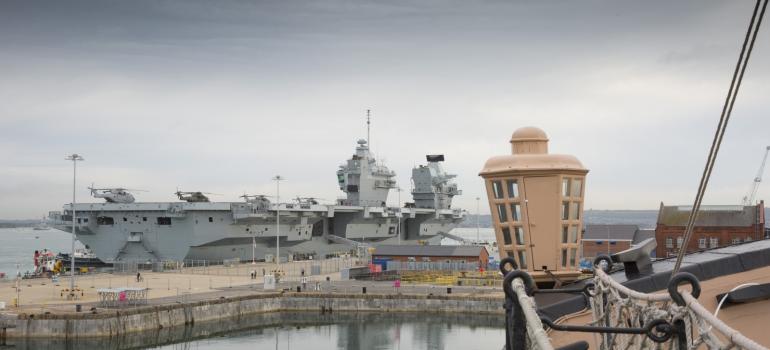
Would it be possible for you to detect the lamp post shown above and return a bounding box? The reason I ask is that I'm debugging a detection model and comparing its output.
[272,175,283,267]
[396,187,402,245]
[251,232,256,265]
[65,153,84,297]
[476,197,480,242]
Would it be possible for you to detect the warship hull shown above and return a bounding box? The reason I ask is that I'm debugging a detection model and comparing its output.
[49,202,461,262]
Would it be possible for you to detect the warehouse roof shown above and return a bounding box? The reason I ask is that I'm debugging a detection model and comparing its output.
[656,203,762,227]
[583,224,639,241]
[372,245,487,257]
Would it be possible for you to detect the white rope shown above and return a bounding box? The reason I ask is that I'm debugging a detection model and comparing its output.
[511,278,554,350]
[504,268,767,349]
[591,269,768,350]
[681,292,767,350]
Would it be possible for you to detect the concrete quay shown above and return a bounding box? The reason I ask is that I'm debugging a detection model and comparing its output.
[0,265,504,339]
[3,290,503,339]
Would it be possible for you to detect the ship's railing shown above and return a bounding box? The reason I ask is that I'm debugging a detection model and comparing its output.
[590,256,767,350]
[499,255,769,350]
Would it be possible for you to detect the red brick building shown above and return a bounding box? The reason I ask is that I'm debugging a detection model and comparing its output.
[655,201,765,258]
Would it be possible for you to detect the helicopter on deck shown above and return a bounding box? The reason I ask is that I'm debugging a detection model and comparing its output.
[293,197,323,206]
[175,190,219,203]
[240,193,273,210]
[88,185,144,203]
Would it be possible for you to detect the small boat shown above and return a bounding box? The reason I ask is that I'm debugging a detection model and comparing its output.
[56,249,112,269]
[32,216,50,231]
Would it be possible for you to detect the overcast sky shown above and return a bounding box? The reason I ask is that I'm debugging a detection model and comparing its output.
[1,0,769,219]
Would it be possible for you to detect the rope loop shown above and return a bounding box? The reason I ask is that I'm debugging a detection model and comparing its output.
[593,255,612,273]
[503,270,536,298]
[499,256,518,275]
[667,272,701,306]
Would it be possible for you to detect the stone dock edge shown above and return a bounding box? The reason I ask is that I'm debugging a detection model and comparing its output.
[2,292,504,338]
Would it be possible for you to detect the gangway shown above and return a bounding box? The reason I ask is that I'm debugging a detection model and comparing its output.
[326,234,370,248]
[437,231,469,243]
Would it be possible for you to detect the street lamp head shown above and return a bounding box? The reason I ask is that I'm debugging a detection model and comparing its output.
[65,154,84,161]
[272,175,283,181]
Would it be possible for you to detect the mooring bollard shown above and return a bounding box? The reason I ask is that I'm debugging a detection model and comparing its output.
[296,286,301,293]
[362,286,367,294]
[75,304,82,312]
[447,287,452,294]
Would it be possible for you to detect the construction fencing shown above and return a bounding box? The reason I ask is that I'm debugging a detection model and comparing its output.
[385,261,480,272]
[112,257,366,280]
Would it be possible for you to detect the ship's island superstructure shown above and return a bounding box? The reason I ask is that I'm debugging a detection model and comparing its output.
[49,138,464,262]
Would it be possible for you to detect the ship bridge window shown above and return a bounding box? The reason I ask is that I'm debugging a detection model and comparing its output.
[496,204,507,222]
[514,227,525,245]
[569,226,578,243]
[562,178,571,197]
[569,202,580,220]
[502,227,512,245]
[561,202,569,220]
[492,181,503,199]
[561,249,567,267]
[157,217,172,226]
[517,250,527,269]
[97,217,114,225]
[572,179,583,197]
[506,180,519,198]
[510,204,521,222]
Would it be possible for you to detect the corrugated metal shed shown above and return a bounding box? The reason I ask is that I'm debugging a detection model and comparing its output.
[372,245,487,257]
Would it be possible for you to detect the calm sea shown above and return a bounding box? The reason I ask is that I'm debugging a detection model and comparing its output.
[0,227,83,276]
[10,313,506,350]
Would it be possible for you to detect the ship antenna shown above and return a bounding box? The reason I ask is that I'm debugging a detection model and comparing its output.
[366,109,371,147]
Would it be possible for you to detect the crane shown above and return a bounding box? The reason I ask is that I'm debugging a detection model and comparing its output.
[741,146,770,206]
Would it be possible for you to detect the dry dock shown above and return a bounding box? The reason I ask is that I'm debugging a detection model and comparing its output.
[0,261,504,339]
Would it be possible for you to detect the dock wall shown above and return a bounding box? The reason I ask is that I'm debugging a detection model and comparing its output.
[4,292,503,338]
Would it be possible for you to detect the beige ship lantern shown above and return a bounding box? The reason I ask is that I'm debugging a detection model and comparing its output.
[480,127,588,282]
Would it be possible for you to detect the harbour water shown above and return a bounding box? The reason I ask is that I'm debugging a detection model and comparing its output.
[8,312,505,350]
[0,227,83,277]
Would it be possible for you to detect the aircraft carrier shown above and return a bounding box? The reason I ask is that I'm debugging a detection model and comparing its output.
[48,137,465,263]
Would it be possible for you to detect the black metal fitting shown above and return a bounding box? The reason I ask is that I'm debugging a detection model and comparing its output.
[667,272,701,306]
[593,255,612,273]
[499,256,518,275]
[540,316,675,343]
[503,270,536,298]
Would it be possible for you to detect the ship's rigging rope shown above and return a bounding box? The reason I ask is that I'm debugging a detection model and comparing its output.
[590,268,768,350]
[502,265,770,349]
[673,0,768,274]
